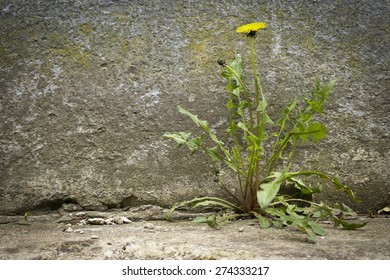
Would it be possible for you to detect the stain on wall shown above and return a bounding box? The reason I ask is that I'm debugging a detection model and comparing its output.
[0,0,388,214]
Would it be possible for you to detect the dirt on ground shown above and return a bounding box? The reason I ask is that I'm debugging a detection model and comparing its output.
[0,206,389,260]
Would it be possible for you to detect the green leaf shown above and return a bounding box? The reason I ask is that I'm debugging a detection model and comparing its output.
[192,215,218,228]
[164,132,204,154]
[229,54,243,80]
[286,177,322,195]
[271,220,284,229]
[257,172,285,209]
[165,196,243,222]
[340,203,358,218]
[177,105,210,131]
[206,146,220,162]
[332,177,359,201]
[252,212,271,229]
[307,122,327,142]
[308,221,326,236]
[307,79,336,114]
[300,224,317,243]
[177,105,236,168]
[286,204,305,220]
[192,216,208,223]
[293,122,327,144]
[333,217,367,230]
[206,215,218,228]
[276,99,298,127]
[226,98,236,111]
[164,132,191,145]
[237,121,249,132]
[283,170,359,202]
[191,200,237,210]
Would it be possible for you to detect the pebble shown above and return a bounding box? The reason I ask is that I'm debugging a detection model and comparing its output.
[122,217,132,224]
[238,227,245,232]
[85,217,132,225]
[113,216,131,224]
[105,218,115,225]
[63,227,73,233]
[74,212,87,217]
[87,218,106,225]
[91,235,99,239]
[77,219,87,225]
[74,229,84,234]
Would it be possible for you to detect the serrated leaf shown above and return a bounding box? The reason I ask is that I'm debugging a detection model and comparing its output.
[294,122,326,144]
[164,132,191,145]
[226,98,236,110]
[177,105,211,132]
[307,122,327,142]
[286,177,322,195]
[308,79,336,114]
[206,146,220,162]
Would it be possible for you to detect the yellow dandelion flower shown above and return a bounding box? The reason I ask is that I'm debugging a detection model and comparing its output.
[236,22,266,37]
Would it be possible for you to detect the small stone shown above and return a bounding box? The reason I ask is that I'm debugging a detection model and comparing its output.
[74,211,87,217]
[113,216,132,225]
[63,227,73,233]
[87,218,106,225]
[77,219,87,225]
[238,227,245,232]
[74,229,84,234]
[105,218,115,225]
[122,217,132,224]
[91,235,99,239]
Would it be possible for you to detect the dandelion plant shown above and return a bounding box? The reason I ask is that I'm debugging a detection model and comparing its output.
[164,22,366,242]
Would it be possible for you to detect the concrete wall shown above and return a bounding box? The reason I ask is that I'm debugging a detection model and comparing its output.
[1,0,388,214]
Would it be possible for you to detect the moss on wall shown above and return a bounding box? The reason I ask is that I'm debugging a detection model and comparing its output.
[0,0,388,214]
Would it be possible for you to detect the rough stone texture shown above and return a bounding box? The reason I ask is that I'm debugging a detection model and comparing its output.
[0,0,389,214]
[0,214,389,260]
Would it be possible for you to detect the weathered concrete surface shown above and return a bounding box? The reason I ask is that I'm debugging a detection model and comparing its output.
[0,0,389,214]
[0,212,388,260]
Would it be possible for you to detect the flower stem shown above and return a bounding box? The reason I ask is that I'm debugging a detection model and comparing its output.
[250,38,262,206]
